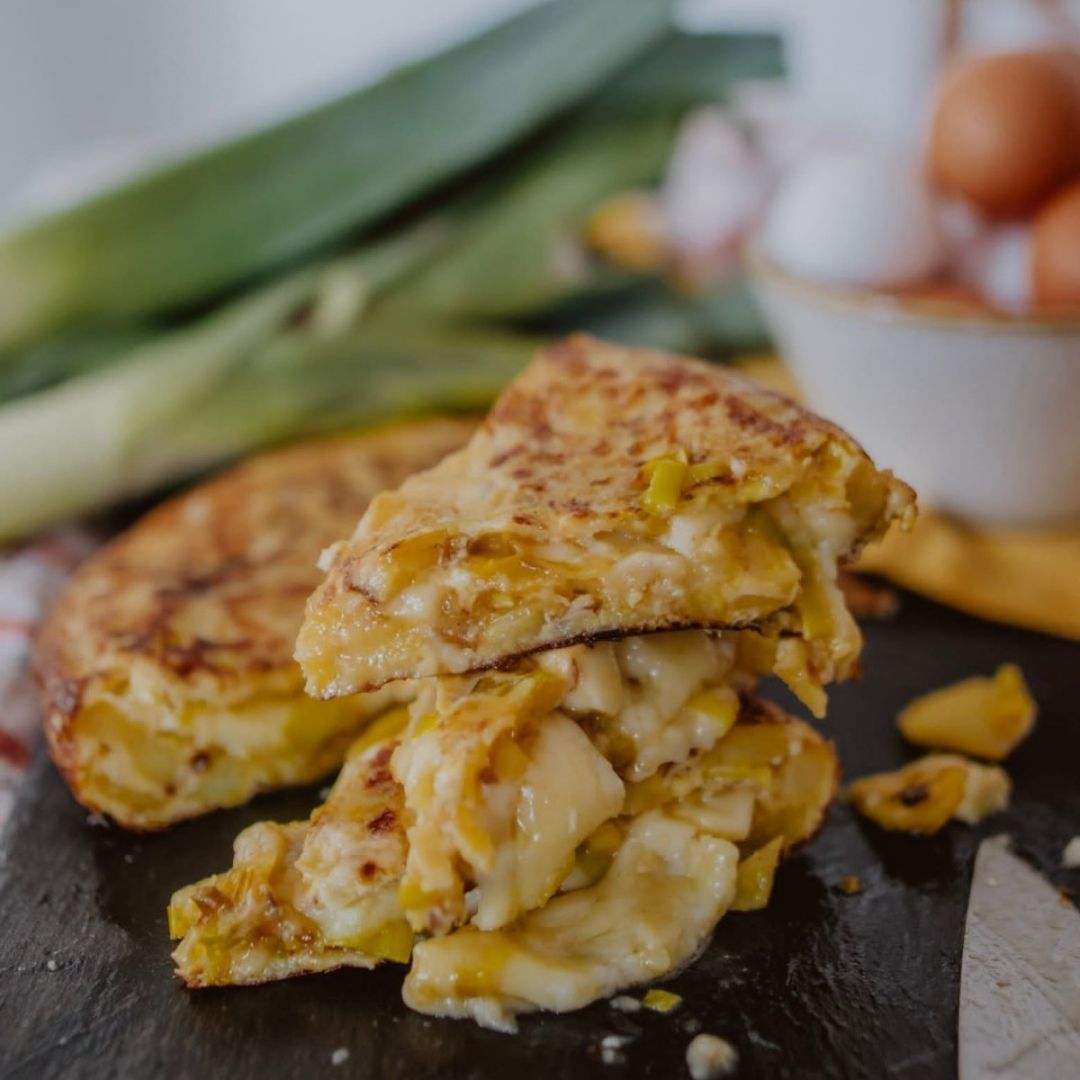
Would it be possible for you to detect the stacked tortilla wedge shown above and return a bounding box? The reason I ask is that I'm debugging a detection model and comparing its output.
[167,336,913,1030]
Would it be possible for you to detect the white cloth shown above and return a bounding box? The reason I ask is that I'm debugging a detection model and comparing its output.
[0,529,96,832]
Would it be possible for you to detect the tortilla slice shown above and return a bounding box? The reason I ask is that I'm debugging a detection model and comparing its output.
[36,418,473,829]
[297,335,913,699]
[170,631,837,1030]
[169,707,414,987]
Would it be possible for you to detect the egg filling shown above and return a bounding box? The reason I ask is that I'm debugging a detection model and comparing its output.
[170,632,837,1027]
[62,669,408,830]
[296,338,914,701]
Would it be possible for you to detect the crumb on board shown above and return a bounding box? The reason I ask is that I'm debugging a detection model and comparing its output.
[600,1034,631,1066]
[330,1048,350,1066]
[45,959,58,972]
[86,813,109,829]
[643,988,682,1013]
[685,1033,738,1079]
[1063,837,1080,869]
[610,995,642,1013]
[838,875,863,895]
[896,664,1036,762]
[847,754,1010,835]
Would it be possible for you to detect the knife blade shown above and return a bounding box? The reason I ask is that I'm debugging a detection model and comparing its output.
[959,835,1080,1079]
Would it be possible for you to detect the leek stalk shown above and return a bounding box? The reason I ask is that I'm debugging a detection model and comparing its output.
[378,31,782,326]
[0,224,457,539]
[380,116,676,321]
[0,0,672,351]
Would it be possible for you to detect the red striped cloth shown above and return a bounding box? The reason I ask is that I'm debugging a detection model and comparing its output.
[0,529,97,831]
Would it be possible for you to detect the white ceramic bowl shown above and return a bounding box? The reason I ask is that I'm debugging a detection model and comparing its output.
[749,251,1080,527]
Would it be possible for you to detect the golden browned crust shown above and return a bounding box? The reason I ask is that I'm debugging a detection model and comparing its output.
[36,418,474,821]
[298,335,915,695]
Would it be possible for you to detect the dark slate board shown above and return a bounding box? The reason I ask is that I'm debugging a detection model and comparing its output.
[1,591,1077,1080]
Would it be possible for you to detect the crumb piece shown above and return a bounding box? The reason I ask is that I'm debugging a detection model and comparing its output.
[897,664,1036,762]
[86,813,109,828]
[837,875,863,895]
[600,1034,631,1066]
[46,959,58,972]
[847,754,1009,834]
[685,1033,738,1079]
[610,995,642,1013]
[123,853,134,865]
[953,759,1011,824]
[330,1048,350,1066]
[1064,837,1080,869]
[643,988,682,1014]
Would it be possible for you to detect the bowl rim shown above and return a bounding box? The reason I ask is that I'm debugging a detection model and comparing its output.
[745,243,1080,337]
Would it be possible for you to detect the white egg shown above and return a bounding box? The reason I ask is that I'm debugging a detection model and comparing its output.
[954,223,1032,311]
[762,148,944,288]
[660,107,766,258]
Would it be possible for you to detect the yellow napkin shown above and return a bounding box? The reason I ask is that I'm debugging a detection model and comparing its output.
[735,356,1080,641]
[858,513,1080,640]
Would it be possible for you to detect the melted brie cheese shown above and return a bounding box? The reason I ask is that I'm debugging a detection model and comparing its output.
[171,633,838,1024]
[403,812,739,1032]
[552,632,740,780]
[468,715,625,931]
[393,673,623,934]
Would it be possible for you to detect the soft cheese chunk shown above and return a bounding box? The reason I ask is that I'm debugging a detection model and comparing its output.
[393,672,624,934]
[169,641,838,1024]
[403,811,739,1032]
[556,632,740,780]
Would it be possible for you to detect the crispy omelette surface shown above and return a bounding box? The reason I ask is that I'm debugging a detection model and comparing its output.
[36,418,474,829]
[297,335,914,699]
[171,632,837,1030]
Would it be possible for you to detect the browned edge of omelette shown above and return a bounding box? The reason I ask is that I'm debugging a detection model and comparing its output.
[35,418,475,829]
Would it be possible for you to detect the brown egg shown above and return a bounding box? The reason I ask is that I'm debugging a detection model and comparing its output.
[1032,179,1080,307]
[929,51,1080,217]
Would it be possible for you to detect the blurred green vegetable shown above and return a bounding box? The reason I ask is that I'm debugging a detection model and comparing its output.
[0,26,787,542]
[583,31,782,121]
[155,323,534,478]
[529,276,769,355]
[0,324,157,403]
[0,223,479,539]
[378,30,780,338]
[0,0,672,352]
[381,116,676,320]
